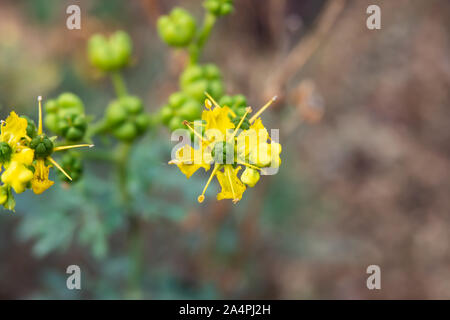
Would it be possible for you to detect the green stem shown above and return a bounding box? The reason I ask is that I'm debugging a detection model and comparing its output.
[111,71,128,98]
[189,12,217,64]
[116,142,144,298]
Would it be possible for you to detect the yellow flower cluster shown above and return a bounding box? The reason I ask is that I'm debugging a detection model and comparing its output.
[169,93,281,204]
[0,97,92,212]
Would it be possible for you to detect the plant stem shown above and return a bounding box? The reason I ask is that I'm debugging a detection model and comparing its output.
[189,12,217,65]
[111,71,128,98]
[116,142,144,298]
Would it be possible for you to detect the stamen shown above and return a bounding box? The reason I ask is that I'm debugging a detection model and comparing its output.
[38,96,43,135]
[228,107,252,142]
[236,161,261,171]
[48,156,72,181]
[53,144,94,152]
[224,165,238,203]
[183,120,206,143]
[204,92,221,109]
[205,99,212,109]
[198,163,220,203]
[249,96,277,123]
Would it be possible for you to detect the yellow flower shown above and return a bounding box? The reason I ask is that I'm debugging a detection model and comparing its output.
[1,147,34,193]
[31,159,54,194]
[170,92,280,204]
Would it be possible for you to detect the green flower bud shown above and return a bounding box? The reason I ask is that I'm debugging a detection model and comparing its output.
[168,116,183,132]
[0,142,12,163]
[134,113,150,134]
[231,115,250,130]
[204,0,234,16]
[58,152,83,183]
[105,96,148,141]
[120,95,143,114]
[44,93,86,136]
[56,92,85,118]
[23,116,37,139]
[240,167,260,187]
[88,31,132,72]
[160,91,202,131]
[30,134,54,159]
[157,8,197,47]
[58,114,87,142]
[159,105,174,125]
[113,121,137,142]
[180,64,224,101]
[219,94,247,111]
[105,100,128,127]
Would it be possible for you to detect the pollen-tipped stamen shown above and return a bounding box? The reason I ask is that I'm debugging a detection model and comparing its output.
[249,96,277,123]
[204,92,221,109]
[37,96,43,135]
[198,163,220,203]
[53,144,94,152]
[48,156,72,181]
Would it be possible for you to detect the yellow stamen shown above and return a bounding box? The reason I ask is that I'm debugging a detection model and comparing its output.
[53,144,94,152]
[249,96,277,123]
[183,120,206,143]
[48,156,72,181]
[228,107,252,142]
[198,163,220,203]
[205,99,212,109]
[38,96,43,135]
[204,92,221,109]
[236,161,261,171]
[225,165,238,203]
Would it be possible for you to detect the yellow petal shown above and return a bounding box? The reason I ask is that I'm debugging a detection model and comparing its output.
[31,159,54,195]
[1,161,34,194]
[170,144,210,178]
[1,112,28,146]
[11,147,34,166]
[202,105,234,137]
[216,165,246,203]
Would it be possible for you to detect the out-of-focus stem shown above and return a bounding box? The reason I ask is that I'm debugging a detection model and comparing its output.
[189,12,217,64]
[111,71,128,98]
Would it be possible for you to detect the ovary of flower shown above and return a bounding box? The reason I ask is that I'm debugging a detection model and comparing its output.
[1,148,34,193]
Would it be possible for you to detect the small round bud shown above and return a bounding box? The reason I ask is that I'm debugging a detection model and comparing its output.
[113,121,138,142]
[157,8,197,47]
[30,134,54,159]
[204,0,234,16]
[240,167,260,187]
[58,152,83,183]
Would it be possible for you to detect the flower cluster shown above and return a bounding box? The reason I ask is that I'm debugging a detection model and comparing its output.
[0,97,92,211]
[169,93,281,204]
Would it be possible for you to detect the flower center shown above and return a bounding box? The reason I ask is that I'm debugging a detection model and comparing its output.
[211,141,235,164]
[0,141,12,163]
[30,134,54,159]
